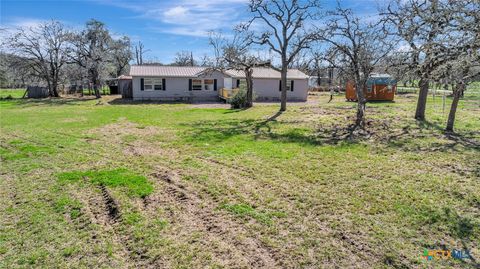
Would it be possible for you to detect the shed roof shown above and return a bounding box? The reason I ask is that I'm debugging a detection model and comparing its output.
[367,73,396,86]
[130,65,308,79]
[117,75,132,80]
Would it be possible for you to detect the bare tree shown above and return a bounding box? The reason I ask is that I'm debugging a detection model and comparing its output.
[321,6,393,129]
[198,54,212,67]
[245,0,320,111]
[441,55,480,132]
[6,20,69,97]
[69,19,113,98]
[431,1,480,132]
[210,30,270,108]
[172,51,196,66]
[303,49,335,89]
[110,36,132,77]
[382,0,478,121]
[0,52,41,88]
[288,50,313,72]
[134,41,149,65]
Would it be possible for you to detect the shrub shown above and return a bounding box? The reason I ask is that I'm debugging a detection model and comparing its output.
[229,87,248,109]
[228,86,255,109]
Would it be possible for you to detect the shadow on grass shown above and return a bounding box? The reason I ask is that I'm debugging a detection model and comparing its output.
[420,207,479,267]
[180,110,361,147]
[179,111,479,153]
[222,107,250,114]
[383,120,480,153]
[108,97,232,107]
[367,100,396,104]
[422,120,480,151]
[108,98,190,105]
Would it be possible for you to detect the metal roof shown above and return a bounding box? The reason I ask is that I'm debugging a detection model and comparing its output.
[224,67,309,79]
[367,73,396,86]
[130,65,208,77]
[130,65,309,79]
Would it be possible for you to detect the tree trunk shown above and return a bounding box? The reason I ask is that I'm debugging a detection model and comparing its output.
[245,68,253,108]
[280,65,287,111]
[51,82,60,97]
[94,84,101,99]
[51,69,60,97]
[445,83,463,132]
[354,82,366,128]
[317,69,322,87]
[415,78,429,120]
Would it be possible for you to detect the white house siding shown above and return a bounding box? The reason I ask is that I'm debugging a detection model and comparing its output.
[251,78,308,101]
[132,71,225,101]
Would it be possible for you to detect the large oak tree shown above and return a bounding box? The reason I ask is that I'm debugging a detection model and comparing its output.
[6,20,69,97]
[245,0,320,111]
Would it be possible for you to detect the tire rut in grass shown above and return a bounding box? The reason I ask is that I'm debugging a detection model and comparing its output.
[71,184,162,268]
[70,186,134,268]
[98,184,120,222]
[192,155,381,267]
[148,170,279,268]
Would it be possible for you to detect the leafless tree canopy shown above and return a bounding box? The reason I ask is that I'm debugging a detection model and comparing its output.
[110,36,132,77]
[69,19,115,98]
[321,5,394,128]
[134,41,149,65]
[244,0,321,111]
[381,0,480,121]
[5,20,69,97]
[172,51,196,66]
[208,30,270,108]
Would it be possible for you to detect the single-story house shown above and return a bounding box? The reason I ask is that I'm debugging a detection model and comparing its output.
[222,68,309,101]
[129,65,309,102]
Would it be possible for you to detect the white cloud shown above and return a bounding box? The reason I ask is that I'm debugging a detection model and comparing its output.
[0,17,49,42]
[96,0,248,37]
[0,17,46,30]
[0,16,83,32]
[163,6,189,22]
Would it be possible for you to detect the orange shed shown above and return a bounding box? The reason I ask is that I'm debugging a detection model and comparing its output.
[346,74,396,101]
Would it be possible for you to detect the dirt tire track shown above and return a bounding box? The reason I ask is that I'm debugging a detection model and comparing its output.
[190,156,381,268]
[72,184,165,269]
[146,169,280,268]
[70,185,134,268]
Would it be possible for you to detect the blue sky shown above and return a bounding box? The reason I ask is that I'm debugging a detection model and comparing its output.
[0,0,381,63]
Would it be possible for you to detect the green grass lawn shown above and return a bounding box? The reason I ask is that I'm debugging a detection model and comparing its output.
[0,93,479,268]
[0,87,112,99]
[0,89,26,99]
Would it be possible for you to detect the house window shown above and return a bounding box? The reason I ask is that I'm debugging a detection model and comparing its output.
[204,79,214,91]
[144,79,153,91]
[192,79,202,90]
[286,80,292,91]
[144,78,163,91]
[153,79,163,90]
